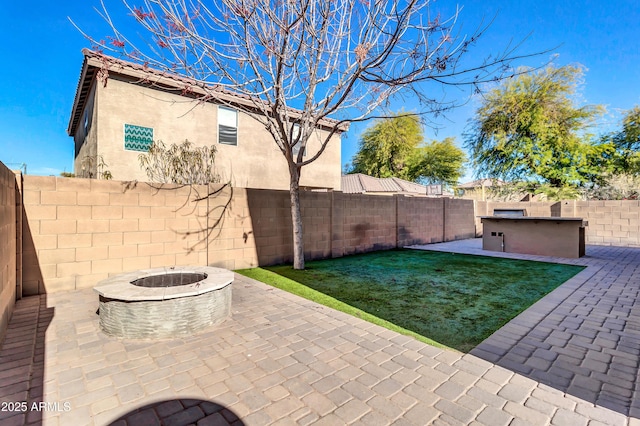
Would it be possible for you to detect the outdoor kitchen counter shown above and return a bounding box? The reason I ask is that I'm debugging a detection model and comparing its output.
[479,216,587,258]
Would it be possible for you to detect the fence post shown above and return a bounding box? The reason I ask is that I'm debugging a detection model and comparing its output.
[442,197,446,242]
[329,190,333,256]
[395,195,399,248]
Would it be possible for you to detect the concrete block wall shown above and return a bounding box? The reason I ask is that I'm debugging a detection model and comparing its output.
[21,177,258,295]
[335,193,397,256]
[560,200,640,247]
[248,190,400,263]
[194,183,259,271]
[397,197,444,246]
[300,192,332,260]
[0,162,17,344]
[247,191,474,261]
[444,198,476,242]
[244,189,293,266]
[19,175,479,294]
[14,172,640,296]
[477,199,640,247]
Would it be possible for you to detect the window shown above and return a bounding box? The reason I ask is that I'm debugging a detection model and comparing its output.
[124,124,154,152]
[218,106,238,145]
[291,124,306,158]
[83,109,90,137]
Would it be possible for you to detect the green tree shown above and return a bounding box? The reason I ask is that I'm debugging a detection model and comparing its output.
[612,106,640,174]
[406,138,467,186]
[350,114,422,179]
[465,64,608,188]
[582,106,640,200]
[350,116,466,186]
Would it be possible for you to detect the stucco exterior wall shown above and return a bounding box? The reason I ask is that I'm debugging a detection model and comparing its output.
[87,76,341,190]
[475,201,558,237]
[73,82,99,177]
[457,187,487,202]
[482,217,585,258]
[0,162,17,345]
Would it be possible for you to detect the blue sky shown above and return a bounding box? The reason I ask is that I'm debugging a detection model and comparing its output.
[1,0,638,179]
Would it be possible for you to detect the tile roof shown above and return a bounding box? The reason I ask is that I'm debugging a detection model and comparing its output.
[68,49,348,136]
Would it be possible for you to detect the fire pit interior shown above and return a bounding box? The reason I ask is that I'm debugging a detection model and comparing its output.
[131,272,208,288]
[94,266,233,339]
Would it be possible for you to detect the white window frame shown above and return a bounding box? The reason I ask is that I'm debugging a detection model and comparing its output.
[218,106,238,146]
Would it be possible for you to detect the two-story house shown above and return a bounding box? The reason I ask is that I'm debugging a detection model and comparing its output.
[67,49,344,190]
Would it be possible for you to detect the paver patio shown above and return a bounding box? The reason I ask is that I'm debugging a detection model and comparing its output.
[0,239,638,425]
[412,239,640,420]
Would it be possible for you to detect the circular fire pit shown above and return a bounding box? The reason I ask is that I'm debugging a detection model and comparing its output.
[94,266,233,339]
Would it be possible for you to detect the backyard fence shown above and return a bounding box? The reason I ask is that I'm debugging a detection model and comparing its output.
[7,170,475,296]
[3,155,640,336]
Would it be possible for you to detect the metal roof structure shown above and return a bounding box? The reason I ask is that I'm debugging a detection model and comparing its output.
[457,178,505,189]
[341,173,428,195]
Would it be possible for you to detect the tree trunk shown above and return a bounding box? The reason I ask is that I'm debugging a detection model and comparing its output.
[289,164,305,270]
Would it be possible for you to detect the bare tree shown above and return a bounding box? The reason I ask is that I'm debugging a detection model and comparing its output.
[79,0,536,269]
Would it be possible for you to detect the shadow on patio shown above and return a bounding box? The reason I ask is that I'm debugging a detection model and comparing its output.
[107,398,243,425]
[0,296,53,425]
[0,246,636,425]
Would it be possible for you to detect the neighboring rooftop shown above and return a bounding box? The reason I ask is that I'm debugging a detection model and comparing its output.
[457,178,505,189]
[341,173,429,195]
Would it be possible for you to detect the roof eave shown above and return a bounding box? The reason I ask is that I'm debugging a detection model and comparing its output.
[68,49,348,135]
[67,55,91,136]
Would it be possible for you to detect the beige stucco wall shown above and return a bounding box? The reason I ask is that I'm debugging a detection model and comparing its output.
[73,82,99,177]
[481,217,585,258]
[85,76,342,190]
[457,187,486,202]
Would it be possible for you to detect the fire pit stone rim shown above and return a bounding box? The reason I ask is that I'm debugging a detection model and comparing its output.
[93,266,233,301]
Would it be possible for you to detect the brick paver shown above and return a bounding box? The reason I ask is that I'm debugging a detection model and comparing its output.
[0,240,638,424]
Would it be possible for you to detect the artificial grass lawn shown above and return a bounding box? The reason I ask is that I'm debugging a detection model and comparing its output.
[238,249,585,353]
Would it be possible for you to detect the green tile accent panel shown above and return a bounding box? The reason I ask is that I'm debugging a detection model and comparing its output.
[124,124,154,152]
